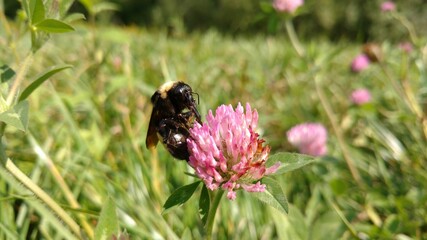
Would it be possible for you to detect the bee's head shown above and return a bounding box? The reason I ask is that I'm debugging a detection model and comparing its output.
[170,82,201,122]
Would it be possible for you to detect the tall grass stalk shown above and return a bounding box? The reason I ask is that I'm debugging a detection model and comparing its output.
[314,76,363,187]
[285,20,305,58]
[2,158,82,238]
[27,133,94,239]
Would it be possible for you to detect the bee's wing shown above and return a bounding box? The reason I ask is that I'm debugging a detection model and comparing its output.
[146,103,160,149]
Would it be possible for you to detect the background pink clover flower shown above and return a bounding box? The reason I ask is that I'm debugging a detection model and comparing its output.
[381,1,396,12]
[351,54,371,72]
[287,123,328,156]
[351,88,372,105]
[272,0,304,13]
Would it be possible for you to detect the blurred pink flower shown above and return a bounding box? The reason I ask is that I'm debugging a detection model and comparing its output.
[351,54,370,72]
[273,0,304,13]
[287,123,327,157]
[399,42,413,53]
[187,103,280,200]
[381,1,396,12]
[351,88,372,105]
[112,56,122,71]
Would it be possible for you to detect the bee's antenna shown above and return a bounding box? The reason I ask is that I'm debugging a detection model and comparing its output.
[192,92,200,105]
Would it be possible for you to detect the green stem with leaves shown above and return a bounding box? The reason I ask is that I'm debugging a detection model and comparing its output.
[206,190,224,240]
[3,158,82,238]
[6,53,33,105]
[0,124,82,238]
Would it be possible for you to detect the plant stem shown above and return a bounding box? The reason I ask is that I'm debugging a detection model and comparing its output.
[4,158,82,238]
[314,76,364,188]
[0,128,82,238]
[6,52,33,105]
[28,133,94,239]
[391,12,418,44]
[379,63,427,143]
[285,20,305,58]
[206,190,224,240]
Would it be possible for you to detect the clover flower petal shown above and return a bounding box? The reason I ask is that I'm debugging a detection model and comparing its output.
[187,103,279,200]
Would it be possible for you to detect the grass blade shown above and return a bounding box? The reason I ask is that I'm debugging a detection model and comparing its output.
[19,65,72,102]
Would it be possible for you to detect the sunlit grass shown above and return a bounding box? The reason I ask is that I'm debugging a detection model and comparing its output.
[1,20,426,239]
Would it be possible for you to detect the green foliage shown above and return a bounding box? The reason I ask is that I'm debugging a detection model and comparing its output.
[5,0,427,40]
[0,1,426,239]
[34,19,74,33]
[78,0,117,20]
[267,152,317,175]
[163,181,201,211]
[18,65,72,102]
[94,197,119,240]
[0,65,15,83]
[272,205,308,240]
[163,152,313,230]
[199,185,210,225]
[20,0,77,51]
[0,163,77,239]
[0,0,85,239]
[250,177,289,214]
[0,100,29,131]
[29,0,45,24]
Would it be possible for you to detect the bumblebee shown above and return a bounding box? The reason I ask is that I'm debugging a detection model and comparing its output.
[146,81,201,160]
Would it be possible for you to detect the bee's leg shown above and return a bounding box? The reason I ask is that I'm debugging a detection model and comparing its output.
[177,111,198,128]
[177,111,192,121]
[158,118,190,161]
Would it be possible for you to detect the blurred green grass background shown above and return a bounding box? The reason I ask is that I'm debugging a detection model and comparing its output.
[1,0,427,239]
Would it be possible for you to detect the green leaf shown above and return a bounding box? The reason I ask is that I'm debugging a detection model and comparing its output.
[163,181,201,211]
[15,101,29,131]
[19,65,72,102]
[63,13,87,23]
[250,177,288,214]
[0,101,29,131]
[267,152,316,175]
[94,197,119,240]
[0,65,15,83]
[34,19,75,33]
[21,0,31,20]
[199,184,210,225]
[30,0,45,24]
